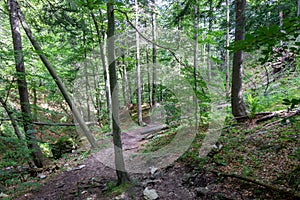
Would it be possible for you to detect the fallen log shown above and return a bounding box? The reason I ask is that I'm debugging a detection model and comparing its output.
[139,124,168,135]
[33,121,98,126]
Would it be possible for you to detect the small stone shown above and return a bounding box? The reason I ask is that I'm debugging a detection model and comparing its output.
[143,187,159,200]
[149,166,158,175]
[74,165,86,170]
[81,190,87,194]
[37,173,47,179]
[114,192,126,200]
[0,192,9,198]
[196,187,209,196]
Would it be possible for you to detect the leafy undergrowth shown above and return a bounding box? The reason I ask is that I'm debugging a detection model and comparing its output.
[183,112,300,199]
[3,112,299,200]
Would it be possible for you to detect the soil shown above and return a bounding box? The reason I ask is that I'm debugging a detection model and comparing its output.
[14,118,299,200]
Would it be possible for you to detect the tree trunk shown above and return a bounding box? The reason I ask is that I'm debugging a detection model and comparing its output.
[151,0,157,106]
[298,0,300,17]
[146,45,152,106]
[0,97,23,140]
[207,0,213,81]
[17,4,97,148]
[8,0,44,168]
[231,0,247,117]
[193,4,199,130]
[90,11,112,121]
[83,28,91,121]
[225,0,230,98]
[107,2,130,185]
[135,0,143,125]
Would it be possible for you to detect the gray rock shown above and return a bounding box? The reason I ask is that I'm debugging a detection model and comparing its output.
[196,187,209,196]
[143,187,159,200]
[37,173,47,179]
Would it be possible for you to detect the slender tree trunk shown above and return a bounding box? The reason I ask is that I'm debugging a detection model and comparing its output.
[151,0,157,106]
[146,45,152,106]
[207,0,213,81]
[135,0,143,125]
[90,12,111,117]
[279,11,283,46]
[17,5,97,148]
[107,2,130,185]
[121,44,129,106]
[83,28,91,121]
[298,0,300,17]
[8,0,44,168]
[225,0,230,98]
[231,0,247,117]
[0,97,22,140]
[194,4,199,131]
[33,80,38,121]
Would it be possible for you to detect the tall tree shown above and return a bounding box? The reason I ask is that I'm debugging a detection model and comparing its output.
[193,3,199,129]
[90,11,112,126]
[151,0,157,106]
[107,2,130,185]
[8,0,44,168]
[207,0,213,81]
[17,4,97,148]
[225,0,230,98]
[298,0,300,16]
[135,0,143,125]
[231,0,247,117]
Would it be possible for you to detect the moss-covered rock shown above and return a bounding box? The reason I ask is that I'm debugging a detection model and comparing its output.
[50,136,76,159]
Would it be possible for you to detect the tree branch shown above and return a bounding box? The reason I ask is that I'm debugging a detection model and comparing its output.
[114,8,188,68]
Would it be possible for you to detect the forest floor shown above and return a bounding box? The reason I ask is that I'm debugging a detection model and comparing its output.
[8,110,300,200]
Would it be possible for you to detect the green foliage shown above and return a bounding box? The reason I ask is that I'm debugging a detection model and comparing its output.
[282,97,300,111]
[230,17,300,64]
[0,133,31,168]
[38,142,52,157]
[50,136,76,159]
[245,94,260,118]
[105,181,131,196]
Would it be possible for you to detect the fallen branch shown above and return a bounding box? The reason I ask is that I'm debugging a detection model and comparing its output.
[255,113,279,124]
[139,124,168,135]
[210,170,300,198]
[33,121,98,126]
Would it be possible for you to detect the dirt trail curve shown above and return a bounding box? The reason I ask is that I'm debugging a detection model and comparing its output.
[17,123,169,200]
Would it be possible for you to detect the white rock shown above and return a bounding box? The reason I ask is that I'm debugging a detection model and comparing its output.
[37,173,47,179]
[143,187,159,200]
[149,166,158,175]
[0,192,9,198]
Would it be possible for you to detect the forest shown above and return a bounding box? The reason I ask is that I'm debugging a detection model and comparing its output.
[0,0,299,199]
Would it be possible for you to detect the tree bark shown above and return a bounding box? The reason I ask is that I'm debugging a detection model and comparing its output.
[298,0,300,17]
[151,0,157,106]
[107,2,130,185]
[225,0,230,98]
[207,0,213,81]
[146,45,152,107]
[135,0,143,126]
[231,0,247,117]
[17,4,97,148]
[90,11,112,121]
[8,0,44,168]
[194,3,199,130]
[0,97,23,140]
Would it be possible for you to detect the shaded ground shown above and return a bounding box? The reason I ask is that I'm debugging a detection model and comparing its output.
[12,111,300,200]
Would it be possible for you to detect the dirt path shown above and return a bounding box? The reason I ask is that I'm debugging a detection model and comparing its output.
[15,120,294,200]
[17,123,171,200]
